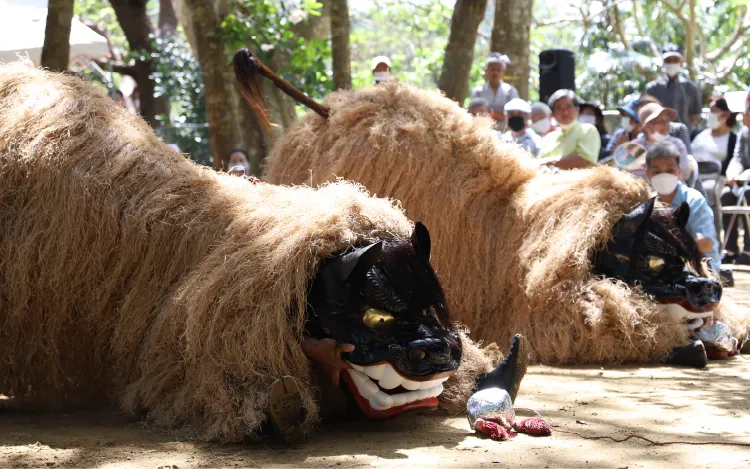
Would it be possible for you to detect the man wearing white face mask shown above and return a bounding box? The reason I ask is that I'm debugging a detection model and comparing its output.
[643,142,721,271]
[645,44,701,133]
[530,102,556,137]
[372,56,395,85]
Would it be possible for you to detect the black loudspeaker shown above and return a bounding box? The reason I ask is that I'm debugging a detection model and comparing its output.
[539,49,575,105]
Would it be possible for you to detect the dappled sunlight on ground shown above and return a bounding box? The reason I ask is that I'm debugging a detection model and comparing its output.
[2,272,749,468]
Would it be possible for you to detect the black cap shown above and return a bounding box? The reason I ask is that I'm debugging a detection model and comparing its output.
[661,43,684,59]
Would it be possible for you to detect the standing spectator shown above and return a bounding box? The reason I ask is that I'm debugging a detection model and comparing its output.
[470,52,519,129]
[722,94,750,264]
[605,100,642,155]
[530,102,557,137]
[538,89,601,169]
[631,103,690,180]
[468,98,490,117]
[643,141,721,272]
[501,98,541,156]
[579,102,611,160]
[371,56,395,85]
[644,44,702,133]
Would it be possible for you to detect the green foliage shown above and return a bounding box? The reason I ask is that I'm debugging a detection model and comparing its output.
[152,34,212,166]
[220,0,332,99]
[349,0,452,90]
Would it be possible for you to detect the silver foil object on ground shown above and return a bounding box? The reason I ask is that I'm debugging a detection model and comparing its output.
[697,321,735,352]
[467,388,515,430]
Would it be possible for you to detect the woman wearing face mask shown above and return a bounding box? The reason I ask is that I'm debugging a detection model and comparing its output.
[579,102,611,160]
[691,97,737,172]
[500,98,541,156]
[228,148,251,176]
[643,141,722,272]
[631,103,690,181]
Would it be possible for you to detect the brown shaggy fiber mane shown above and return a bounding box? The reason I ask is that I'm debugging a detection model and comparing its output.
[0,63,499,442]
[263,81,750,364]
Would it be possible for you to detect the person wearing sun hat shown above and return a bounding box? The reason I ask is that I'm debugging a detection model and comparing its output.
[371,56,395,85]
[470,52,519,128]
[644,43,702,132]
[630,102,690,182]
[500,98,541,156]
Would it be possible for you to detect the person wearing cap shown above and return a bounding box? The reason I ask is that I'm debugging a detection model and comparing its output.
[579,102,611,160]
[722,91,750,264]
[605,100,643,155]
[636,95,692,153]
[470,52,519,128]
[631,102,690,179]
[644,44,701,133]
[500,98,541,156]
[372,56,395,85]
[537,89,601,169]
[530,102,556,137]
[642,141,721,272]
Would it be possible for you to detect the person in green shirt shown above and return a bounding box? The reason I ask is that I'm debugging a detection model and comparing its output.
[538,89,601,169]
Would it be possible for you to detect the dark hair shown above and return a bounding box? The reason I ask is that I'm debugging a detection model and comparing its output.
[709,96,738,127]
[645,141,681,166]
[229,148,248,158]
[580,102,608,135]
[468,98,489,110]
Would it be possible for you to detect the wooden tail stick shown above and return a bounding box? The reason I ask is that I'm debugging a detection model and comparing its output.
[231,48,330,128]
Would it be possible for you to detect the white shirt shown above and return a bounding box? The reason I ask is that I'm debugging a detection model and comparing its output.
[692,128,730,163]
[470,82,520,114]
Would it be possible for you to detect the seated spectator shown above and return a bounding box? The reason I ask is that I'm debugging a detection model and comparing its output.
[692,96,738,170]
[643,141,721,271]
[530,102,556,137]
[468,98,491,117]
[501,98,541,156]
[631,103,690,181]
[228,148,251,176]
[471,52,519,128]
[372,56,395,85]
[538,89,601,169]
[637,95,692,154]
[579,102,611,160]
[605,100,642,156]
[722,95,750,264]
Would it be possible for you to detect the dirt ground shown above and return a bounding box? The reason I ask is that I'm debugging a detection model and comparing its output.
[2,270,749,469]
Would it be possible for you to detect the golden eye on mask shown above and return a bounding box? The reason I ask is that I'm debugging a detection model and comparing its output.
[648,256,665,273]
[363,308,395,330]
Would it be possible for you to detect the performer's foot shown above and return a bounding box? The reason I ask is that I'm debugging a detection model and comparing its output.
[268,376,305,446]
[666,340,708,368]
[474,334,529,403]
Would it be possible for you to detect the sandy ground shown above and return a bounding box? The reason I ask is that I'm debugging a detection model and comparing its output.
[2,270,749,468]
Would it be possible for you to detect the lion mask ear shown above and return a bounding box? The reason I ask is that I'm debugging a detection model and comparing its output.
[327,242,383,285]
[612,197,656,242]
[411,221,431,259]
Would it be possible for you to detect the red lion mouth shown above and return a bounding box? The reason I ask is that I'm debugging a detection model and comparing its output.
[342,361,454,419]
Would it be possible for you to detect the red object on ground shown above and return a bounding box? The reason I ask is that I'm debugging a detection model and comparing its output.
[514,417,553,436]
[474,419,515,441]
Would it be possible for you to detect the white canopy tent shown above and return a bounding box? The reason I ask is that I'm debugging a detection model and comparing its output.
[0,0,110,67]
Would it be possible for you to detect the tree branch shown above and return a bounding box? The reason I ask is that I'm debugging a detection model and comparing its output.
[533,0,633,27]
[612,1,630,50]
[95,60,136,76]
[661,0,687,24]
[706,7,750,62]
[716,39,748,83]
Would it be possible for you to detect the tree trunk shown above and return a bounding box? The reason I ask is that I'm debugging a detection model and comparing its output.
[159,0,179,36]
[109,0,167,127]
[686,0,697,80]
[490,0,533,100]
[329,0,352,90]
[182,0,267,172]
[438,0,488,105]
[41,0,74,72]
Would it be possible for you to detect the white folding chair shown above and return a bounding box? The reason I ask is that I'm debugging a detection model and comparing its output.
[722,176,750,252]
[696,160,725,246]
